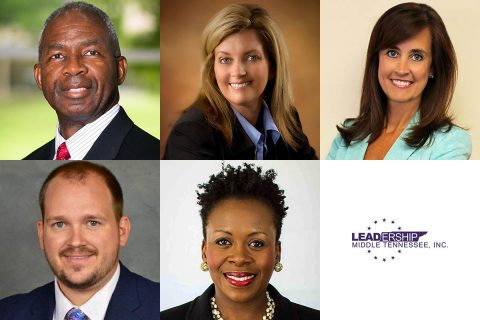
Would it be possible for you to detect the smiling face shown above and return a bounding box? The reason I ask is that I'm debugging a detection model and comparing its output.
[37,173,130,292]
[378,27,432,110]
[202,198,280,305]
[213,29,271,114]
[34,10,127,127]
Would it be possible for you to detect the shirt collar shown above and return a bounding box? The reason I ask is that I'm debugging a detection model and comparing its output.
[231,101,281,146]
[54,104,120,160]
[53,263,120,320]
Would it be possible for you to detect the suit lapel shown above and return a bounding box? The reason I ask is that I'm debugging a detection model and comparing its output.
[30,282,55,320]
[343,138,369,160]
[230,118,255,159]
[104,264,144,320]
[84,107,133,160]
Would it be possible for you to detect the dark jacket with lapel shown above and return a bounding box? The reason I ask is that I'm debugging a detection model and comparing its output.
[163,105,317,160]
[0,264,160,320]
[23,107,160,160]
[160,284,319,320]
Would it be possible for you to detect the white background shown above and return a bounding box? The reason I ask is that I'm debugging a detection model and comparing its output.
[320,161,480,319]
[160,160,320,311]
[320,0,480,159]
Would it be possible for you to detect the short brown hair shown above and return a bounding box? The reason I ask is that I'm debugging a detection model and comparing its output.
[39,161,123,221]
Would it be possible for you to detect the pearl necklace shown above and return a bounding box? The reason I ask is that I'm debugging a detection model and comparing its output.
[210,291,275,320]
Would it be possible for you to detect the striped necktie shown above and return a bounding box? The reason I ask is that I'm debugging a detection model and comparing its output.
[64,308,88,320]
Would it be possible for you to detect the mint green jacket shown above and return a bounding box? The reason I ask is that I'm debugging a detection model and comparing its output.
[327,113,472,160]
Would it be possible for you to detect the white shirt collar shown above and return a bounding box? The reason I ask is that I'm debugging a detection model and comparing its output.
[53,263,121,320]
[53,104,120,160]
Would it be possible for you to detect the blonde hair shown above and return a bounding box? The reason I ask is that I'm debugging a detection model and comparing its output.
[198,3,302,150]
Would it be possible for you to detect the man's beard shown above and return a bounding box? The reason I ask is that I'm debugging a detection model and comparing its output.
[44,245,119,290]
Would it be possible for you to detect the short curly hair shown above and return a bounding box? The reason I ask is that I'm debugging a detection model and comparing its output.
[197,163,288,241]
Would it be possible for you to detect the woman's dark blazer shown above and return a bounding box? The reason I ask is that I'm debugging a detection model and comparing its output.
[160,284,320,320]
[163,105,318,160]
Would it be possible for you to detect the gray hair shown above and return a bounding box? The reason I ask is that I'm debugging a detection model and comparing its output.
[38,1,121,61]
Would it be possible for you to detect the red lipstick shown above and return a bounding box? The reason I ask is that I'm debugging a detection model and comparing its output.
[224,272,256,287]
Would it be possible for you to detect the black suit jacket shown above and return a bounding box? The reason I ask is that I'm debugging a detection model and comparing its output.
[163,105,317,160]
[24,107,160,160]
[0,263,159,320]
[160,284,319,320]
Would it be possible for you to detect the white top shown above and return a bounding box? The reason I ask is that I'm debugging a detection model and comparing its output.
[53,105,120,160]
[53,263,120,320]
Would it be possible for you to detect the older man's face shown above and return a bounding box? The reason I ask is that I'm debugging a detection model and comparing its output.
[34,10,127,126]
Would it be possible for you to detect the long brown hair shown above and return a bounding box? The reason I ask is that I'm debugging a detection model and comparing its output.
[197,4,303,150]
[338,2,458,147]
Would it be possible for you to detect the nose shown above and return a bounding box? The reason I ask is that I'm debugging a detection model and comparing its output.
[394,56,410,76]
[68,225,87,247]
[231,60,247,77]
[63,55,87,76]
[228,244,252,266]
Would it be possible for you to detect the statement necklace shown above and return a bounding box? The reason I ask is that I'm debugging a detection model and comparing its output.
[210,291,275,320]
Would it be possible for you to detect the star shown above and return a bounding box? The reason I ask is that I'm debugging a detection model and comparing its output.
[383,258,386,262]
[374,256,377,260]
[398,250,402,253]
[398,226,402,230]
[367,250,371,253]
[368,226,371,230]
[391,256,395,260]
[374,220,378,224]
[391,220,395,224]
[383,218,386,222]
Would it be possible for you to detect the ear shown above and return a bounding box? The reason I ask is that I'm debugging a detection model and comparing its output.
[37,220,45,251]
[201,239,207,261]
[118,216,131,247]
[116,56,128,85]
[275,240,281,263]
[33,64,43,91]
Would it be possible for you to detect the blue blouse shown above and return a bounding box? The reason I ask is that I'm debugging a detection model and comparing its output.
[327,113,472,160]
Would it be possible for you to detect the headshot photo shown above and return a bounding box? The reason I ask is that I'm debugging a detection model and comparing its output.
[0,0,160,159]
[160,160,320,319]
[321,0,479,159]
[0,161,159,319]
[160,0,319,160]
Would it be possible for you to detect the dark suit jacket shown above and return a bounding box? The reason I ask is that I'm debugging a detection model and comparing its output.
[24,107,160,160]
[160,284,319,320]
[0,263,160,320]
[163,105,317,160]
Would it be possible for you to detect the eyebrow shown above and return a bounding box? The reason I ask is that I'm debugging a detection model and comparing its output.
[388,46,429,55]
[215,49,262,56]
[46,39,100,51]
[45,214,106,223]
[212,229,269,237]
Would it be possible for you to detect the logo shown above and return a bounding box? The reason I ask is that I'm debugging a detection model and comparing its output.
[352,218,447,262]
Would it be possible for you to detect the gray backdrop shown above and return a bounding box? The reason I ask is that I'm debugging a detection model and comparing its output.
[0,160,159,299]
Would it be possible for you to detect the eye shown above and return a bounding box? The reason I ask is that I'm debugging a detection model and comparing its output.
[247,55,259,61]
[249,240,265,248]
[87,220,100,227]
[411,53,424,61]
[215,238,231,246]
[386,50,399,58]
[50,53,64,60]
[219,57,232,64]
[84,50,99,56]
[53,221,65,229]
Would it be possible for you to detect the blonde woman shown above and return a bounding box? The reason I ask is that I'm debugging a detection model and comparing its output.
[163,4,317,160]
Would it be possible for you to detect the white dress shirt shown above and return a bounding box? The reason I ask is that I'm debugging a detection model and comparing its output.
[53,105,120,160]
[53,263,120,320]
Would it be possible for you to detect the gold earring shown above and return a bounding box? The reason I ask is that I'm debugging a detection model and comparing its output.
[274,262,283,272]
[200,261,209,272]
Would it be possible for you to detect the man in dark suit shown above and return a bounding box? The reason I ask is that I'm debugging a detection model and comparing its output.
[24,2,159,160]
[0,161,159,319]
